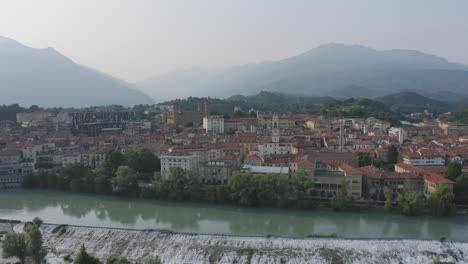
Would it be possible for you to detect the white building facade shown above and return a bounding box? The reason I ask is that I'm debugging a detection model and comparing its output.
[203,115,224,134]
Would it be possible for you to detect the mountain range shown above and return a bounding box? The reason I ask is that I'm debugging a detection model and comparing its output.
[0,36,153,107]
[138,43,468,101]
[3,36,468,107]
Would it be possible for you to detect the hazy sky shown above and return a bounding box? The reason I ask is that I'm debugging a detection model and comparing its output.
[1,0,467,83]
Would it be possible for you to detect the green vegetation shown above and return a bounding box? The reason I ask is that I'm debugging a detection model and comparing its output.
[1,218,47,264]
[433,256,455,264]
[357,153,372,167]
[377,92,452,115]
[142,168,314,209]
[388,146,398,165]
[0,104,25,121]
[439,107,468,124]
[162,92,403,125]
[1,233,28,264]
[429,183,455,216]
[22,148,160,197]
[74,245,101,264]
[445,162,462,181]
[113,166,139,196]
[454,173,468,204]
[0,104,64,122]
[330,180,348,211]
[28,225,47,264]
[397,180,423,216]
[32,217,44,226]
[383,186,393,211]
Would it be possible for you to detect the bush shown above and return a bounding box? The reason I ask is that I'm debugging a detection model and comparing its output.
[32,216,44,226]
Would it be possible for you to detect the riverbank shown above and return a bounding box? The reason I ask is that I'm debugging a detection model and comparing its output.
[3,222,467,264]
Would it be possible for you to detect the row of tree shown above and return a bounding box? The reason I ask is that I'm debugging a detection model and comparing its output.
[445,162,468,205]
[22,149,160,196]
[141,168,315,208]
[383,180,455,217]
[21,148,464,215]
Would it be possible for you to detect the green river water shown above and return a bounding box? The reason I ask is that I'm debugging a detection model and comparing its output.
[2,189,468,240]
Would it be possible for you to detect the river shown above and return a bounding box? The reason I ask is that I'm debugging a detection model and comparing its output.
[2,189,468,240]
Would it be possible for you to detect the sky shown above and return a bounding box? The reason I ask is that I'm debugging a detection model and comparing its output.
[1,0,467,83]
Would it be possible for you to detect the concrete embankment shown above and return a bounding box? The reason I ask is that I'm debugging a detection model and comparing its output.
[3,222,468,264]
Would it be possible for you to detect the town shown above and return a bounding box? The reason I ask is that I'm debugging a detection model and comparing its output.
[1,100,467,216]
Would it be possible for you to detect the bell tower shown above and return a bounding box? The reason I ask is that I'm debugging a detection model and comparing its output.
[272,113,280,143]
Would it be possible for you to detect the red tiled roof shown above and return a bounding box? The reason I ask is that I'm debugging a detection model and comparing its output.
[323,160,361,174]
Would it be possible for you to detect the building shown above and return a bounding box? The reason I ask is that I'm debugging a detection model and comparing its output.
[16,111,53,125]
[403,149,445,167]
[311,160,362,199]
[439,122,468,136]
[0,149,21,175]
[203,115,224,134]
[258,114,291,156]
[69,107,136,136]
[0,174,24,188]
[359,166,423,200]
[199,161,233,184]
[395,163,455,198]
[160,152,197,179]
[163,101,211,127]
[0,149,24,188]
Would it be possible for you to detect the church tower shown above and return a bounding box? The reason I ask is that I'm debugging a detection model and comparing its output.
[272,113,280,143]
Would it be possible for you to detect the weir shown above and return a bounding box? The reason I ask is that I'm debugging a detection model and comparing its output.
[32,223,468,264]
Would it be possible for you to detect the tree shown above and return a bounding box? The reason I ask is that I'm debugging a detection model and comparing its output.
[384,186,393,211]
[123,149,139,170]
[388,145,398,165]
[32,217,44,226]
[135,149,160,175]
[215,185,231,204]
[94,172,112,194]
[291,168,314,207]
[28,225,46,264]
[397,179,423,216]
[104,149,124,175]
[113,166,139,196]
[185,170,206,202]
[429,183,455,216]
[59,163,90,192]
[292,168,314,196]
[358,153,372,167]
[331,180,348,211]
[454,173,468,204]
[74,244,101,264]
[445,162,462,181]
[232,110,248,118]
[2,233,28,264]
[229,171,257,206]
[28,105,41,112]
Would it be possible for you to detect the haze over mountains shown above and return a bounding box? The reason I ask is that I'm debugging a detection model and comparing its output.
[138,43,468,101]
[2,36,468,107]
[0,36,153,107]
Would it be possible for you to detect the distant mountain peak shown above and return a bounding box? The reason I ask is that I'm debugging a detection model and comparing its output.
[0,36,153,107]
[0,35,24,47]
